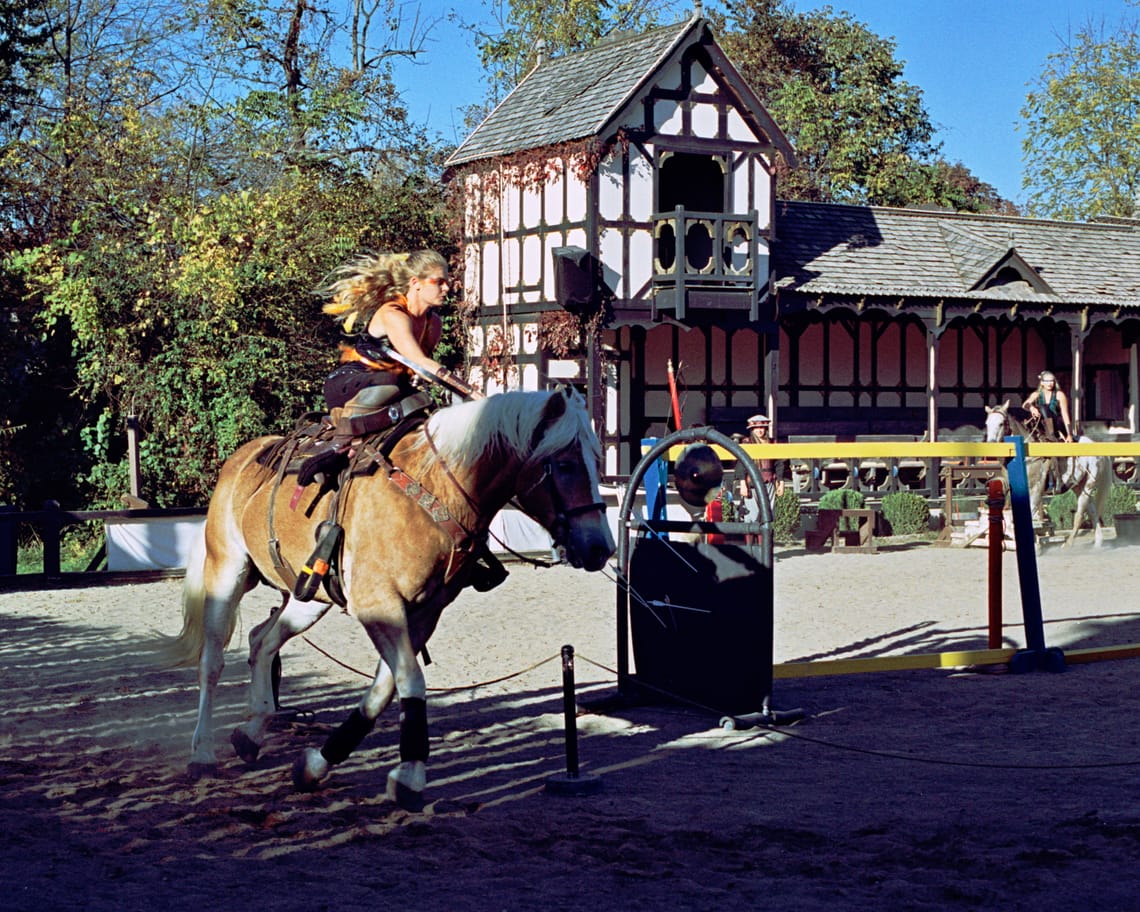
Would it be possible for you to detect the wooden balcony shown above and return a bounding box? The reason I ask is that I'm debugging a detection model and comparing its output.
[650,207,767,322]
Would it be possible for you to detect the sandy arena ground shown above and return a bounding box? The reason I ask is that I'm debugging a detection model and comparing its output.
[2,534,1139,911]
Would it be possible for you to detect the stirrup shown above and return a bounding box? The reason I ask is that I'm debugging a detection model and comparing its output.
[294,520,343,602]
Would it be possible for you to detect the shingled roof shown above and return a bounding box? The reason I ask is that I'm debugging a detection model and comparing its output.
[772,201,1140,308]
[445,17,794,169]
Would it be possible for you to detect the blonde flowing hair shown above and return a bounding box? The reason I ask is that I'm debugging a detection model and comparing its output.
[320,250,447,332]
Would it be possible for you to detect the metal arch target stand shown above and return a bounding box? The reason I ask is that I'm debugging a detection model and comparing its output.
[612,427,804,730]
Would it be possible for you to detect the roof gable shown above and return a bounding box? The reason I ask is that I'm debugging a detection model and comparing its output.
[938,223,1055,295]
[445,17,794,169]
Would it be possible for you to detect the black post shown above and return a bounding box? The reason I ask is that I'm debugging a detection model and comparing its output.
[560,644,580,778]
[42,500,62,578]
[0,505,16,575]
[544,643,602,795]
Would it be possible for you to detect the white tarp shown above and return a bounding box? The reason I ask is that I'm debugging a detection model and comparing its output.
[105,517,206,571]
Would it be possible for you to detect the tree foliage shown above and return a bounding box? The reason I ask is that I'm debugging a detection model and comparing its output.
[716,0,1010,212]
[1021,7,1140,220]
[1,0,456,509]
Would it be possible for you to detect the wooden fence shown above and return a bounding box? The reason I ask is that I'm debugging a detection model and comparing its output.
[0,503,207,590]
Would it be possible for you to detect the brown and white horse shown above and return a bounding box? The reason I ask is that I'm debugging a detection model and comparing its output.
[165,387,614,809]
[984,401,1113,546]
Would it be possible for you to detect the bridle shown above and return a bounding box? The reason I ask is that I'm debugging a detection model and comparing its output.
[515,457,608,550]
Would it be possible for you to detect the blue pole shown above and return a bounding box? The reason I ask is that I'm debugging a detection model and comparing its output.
[640,438,668,524]
[1005,435,1064,671]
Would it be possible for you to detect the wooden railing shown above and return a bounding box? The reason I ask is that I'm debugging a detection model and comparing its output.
[649,207,765,321]
[0,503,207,588]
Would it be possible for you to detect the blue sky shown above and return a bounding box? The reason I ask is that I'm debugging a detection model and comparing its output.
[392,0,1135,206]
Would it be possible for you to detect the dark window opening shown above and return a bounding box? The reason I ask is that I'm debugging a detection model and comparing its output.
[658,153,724,214]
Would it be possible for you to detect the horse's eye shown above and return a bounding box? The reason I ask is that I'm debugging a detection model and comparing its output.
[556,459,578,474]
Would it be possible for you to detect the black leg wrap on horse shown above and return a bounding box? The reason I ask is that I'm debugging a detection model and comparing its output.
[399,697,429,763]
[320,708,376,765]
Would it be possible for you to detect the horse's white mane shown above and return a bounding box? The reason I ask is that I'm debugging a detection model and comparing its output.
[417,388,599,472]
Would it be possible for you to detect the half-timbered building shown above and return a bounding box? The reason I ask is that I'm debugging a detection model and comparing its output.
[445,12,1140,479]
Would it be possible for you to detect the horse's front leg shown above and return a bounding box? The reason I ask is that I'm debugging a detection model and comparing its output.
[230,595,332,764]
[291,658,396,792]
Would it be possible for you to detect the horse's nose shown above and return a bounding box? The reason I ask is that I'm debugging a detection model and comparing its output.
[581,536,614,572]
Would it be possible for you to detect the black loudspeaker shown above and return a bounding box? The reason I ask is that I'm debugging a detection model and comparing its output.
[551,246,597,314]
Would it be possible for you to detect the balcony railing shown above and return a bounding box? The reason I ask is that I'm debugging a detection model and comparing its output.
[650,207,765,321]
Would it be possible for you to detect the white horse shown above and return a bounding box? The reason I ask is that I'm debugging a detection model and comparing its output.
[985,402,1113,547]
[983,402,1052,525]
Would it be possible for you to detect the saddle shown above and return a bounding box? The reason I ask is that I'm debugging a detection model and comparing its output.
[260,390,435,489]
[257,389,508,604]
[256,391,435,605]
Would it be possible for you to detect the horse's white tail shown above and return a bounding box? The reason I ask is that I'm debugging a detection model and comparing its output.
[158,524,239,667]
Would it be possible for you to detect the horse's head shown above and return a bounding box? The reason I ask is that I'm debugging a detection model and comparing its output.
[512,388,615,572]
[983,402,1010,443]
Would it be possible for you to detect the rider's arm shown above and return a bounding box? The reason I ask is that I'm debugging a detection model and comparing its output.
[1058,390,1073,439]
[374,305,443,375]
[1022,392,1038,414]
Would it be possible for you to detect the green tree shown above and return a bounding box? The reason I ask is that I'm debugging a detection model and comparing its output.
[1021,7,1140,220]
[0,0,52,126]
[717,0,1009,211]
[2,0,457,507]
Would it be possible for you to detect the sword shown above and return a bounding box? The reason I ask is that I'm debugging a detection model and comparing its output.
[374,342,482,400]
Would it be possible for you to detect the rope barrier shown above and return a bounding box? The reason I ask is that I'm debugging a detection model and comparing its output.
[300,628,1140,773]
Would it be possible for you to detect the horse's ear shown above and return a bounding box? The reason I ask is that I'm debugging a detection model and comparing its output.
[530,387,568,448]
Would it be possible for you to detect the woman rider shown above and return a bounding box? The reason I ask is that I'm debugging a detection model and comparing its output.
[321,250,480,445]
[1022,370,1072,442]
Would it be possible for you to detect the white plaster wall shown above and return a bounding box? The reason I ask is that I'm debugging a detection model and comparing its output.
[653,96,683,135]
[691,60,716,94]
[502,178,522,233]
[755,160,772,228]
[480,241,501,309]
[544,162,566,225]
[502,238,522,308]
[731,152,750,213]
[628,149,653,221]
[598,227,624,303]
[656,59,684,91]
[599,157,624,221]
[462,244,481,309]
[627,230,653,297]
[522,182,542,229]
[725,107,752,143]
[522,234,542,304]
[566,168,588,223]
[690,101,719,139]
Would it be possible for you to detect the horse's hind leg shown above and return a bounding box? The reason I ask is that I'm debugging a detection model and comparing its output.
[230,595,333,764]
[1066,483,1091,548]
[188,553,256,777]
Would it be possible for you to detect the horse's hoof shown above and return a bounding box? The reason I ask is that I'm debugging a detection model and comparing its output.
[389,780,426,812]
[230,728,261,764]
[186,761,218,781]
[291,748,328,793]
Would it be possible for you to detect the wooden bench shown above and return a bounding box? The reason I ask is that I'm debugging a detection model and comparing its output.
[805,508,877,554]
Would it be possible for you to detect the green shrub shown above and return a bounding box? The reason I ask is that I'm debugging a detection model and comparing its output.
[772,490,801,542]
[880,491,931,536]
[1047,484,1139,530]
[818,488,865,530]
[1106,484,1138,522]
